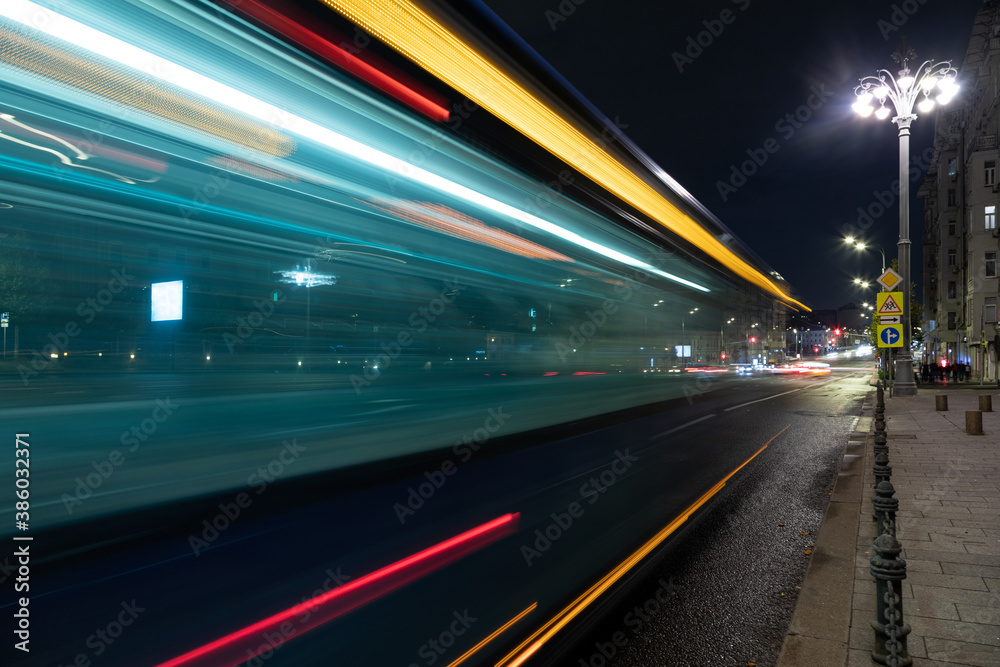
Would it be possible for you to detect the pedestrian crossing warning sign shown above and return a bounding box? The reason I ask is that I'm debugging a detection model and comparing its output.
[876,292,903,315]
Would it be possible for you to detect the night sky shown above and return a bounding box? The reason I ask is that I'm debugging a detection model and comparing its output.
[478,0,986,312]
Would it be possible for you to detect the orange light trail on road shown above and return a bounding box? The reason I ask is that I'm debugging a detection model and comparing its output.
[495,427,789,666]
[445,603,537,667]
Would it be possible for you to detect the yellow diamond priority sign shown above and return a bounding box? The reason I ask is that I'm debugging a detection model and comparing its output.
[877,267,902,291]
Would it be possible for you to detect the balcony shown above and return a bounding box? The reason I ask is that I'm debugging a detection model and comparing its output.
[968,134,998,155]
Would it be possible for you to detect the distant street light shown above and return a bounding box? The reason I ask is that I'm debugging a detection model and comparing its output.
[276,260,337,367]
[853,38,958,396]
[845,237,887,273]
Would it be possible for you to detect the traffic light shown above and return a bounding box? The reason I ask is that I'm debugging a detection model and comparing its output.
[750,336,756,343]
[721,352,727,360]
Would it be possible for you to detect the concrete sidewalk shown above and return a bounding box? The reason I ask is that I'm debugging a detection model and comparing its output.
[778,387,1000,666]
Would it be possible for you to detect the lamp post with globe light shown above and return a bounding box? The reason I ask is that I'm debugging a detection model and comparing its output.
[853,39,958,395]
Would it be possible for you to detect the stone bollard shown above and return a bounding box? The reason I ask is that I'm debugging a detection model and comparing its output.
[873,480,899,537]
[966,410,984,436]
[935,395,948,411]
[979,395,993,412]
[870,533,912,666]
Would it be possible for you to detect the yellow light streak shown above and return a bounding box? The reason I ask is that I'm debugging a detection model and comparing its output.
[320,0,808,311]
[445,603,537,667]
[495,425,790,667]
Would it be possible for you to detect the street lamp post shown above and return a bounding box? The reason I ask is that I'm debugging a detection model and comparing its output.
[853,39,958,396]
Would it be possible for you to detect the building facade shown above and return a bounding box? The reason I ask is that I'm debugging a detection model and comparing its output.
[920,1,1000,380]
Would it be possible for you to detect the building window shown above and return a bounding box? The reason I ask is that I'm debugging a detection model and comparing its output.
[948,189,956,206]
[948,220,956,236]
[986,160,997,187]
[948,311,957,329]
[988,205,997,230]
[948,280,957,299]
[949,157,957,176]
[987,252,997,277]
[948,249,957,266]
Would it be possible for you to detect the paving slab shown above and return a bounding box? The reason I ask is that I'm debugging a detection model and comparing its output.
[778,385,1000,666]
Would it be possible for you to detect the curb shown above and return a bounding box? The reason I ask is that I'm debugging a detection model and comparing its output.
[776,396,873,666]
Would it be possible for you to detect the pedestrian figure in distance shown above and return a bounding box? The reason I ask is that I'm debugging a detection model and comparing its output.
[958,363,966,382]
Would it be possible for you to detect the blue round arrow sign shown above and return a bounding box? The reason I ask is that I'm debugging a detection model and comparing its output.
[879,327,899,345]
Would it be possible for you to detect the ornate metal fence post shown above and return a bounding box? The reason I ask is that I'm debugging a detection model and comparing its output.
[873,381,891,520]
[873,480,899,537]
[870,533,912,665]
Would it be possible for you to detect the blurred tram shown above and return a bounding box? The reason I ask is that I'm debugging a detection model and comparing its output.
[0,1,808,666]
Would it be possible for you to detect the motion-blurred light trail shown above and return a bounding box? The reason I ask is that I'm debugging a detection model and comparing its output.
[154,513,520,667]
[0,0,707,293]
[445,603,537,667]
[320,0,808,310]
[219,0,451,122]
[495,427,789,667]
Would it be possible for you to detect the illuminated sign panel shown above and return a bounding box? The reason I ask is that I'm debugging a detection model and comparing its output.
[151,280,183,321]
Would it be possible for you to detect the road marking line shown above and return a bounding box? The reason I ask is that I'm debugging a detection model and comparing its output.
[653,413,716,439]
[723,380,833,412]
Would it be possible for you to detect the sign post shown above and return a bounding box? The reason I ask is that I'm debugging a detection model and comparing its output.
[1,312,8,359]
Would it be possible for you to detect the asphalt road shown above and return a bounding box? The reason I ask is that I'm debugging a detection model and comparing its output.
[0,364,843,534]
[545,364,871,667]
[1,357,872,667]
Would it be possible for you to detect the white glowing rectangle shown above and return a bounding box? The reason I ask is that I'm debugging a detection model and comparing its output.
[151,280,183,321]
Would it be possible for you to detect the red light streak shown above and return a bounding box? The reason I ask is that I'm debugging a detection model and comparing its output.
[154,513,519,667]
[220,0,450,122]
